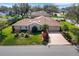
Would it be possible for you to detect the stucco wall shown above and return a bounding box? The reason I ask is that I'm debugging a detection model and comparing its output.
[13,24,60,32]
[13,23,42,32]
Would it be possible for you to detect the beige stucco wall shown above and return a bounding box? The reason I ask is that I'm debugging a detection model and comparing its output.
[13,24,60,32]
[14,26,21,30]
[27,23,42,31]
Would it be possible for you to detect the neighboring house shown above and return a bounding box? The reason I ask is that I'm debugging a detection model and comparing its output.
[66,19,76,24]
[0,18,8,20]
[53,12,64,17]
[12,16,60,32]
[30,11,50,18]
[0,12,9,16]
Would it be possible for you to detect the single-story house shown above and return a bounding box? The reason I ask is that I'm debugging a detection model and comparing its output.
[0,12,9,16]
[12,16,60,32]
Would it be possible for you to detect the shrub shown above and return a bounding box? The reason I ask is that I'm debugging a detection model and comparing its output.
[65,32,72,42]
[20,30,27,33]
[61,21,79,44]
[42,24,49,31]
[15,33,19,37]
[25,33,29,38]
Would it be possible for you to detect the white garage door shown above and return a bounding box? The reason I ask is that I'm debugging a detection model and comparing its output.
[48,26,60,32]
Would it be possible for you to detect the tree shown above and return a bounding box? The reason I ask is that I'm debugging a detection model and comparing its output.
[0,6,8,12]
[42,24,49,31]
[12,4,19,15]
[31,6,43,12]
[12,3,30,18]
[43,4,58,15]
[65,4,79,23]
[63,24,69,32]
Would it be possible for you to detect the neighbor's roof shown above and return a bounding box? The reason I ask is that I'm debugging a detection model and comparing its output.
[31,11,49,17]
[13,16,60,26]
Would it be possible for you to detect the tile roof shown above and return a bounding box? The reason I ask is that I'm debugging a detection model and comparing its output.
[13,16,60,27]
[31,11,49,17]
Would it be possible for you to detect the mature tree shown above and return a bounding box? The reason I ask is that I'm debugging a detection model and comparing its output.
[0,6,8,12]
[19,3,30,15]
[12,4,19,15]
[65,4,79,23]
[42,24,49,31]
[12,3,30,18]
[31,6,43,12]
[43,4,59,15]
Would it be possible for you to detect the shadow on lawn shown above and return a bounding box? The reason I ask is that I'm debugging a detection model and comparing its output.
[0,34,7,42]
[32,31,41,35]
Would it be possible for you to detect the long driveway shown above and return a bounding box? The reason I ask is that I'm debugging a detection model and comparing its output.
[48,33,71,45]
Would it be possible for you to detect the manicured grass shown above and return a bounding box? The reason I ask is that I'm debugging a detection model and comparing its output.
[16,35,42,45]
[0,26,42,45]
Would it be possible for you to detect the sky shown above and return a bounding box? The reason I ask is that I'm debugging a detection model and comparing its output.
[0,3,74,9]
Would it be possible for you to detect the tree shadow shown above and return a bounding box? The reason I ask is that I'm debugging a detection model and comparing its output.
[32,31,41,35]
[0,34,7,42]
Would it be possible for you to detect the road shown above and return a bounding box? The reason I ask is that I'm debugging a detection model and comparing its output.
[0,45,79,56]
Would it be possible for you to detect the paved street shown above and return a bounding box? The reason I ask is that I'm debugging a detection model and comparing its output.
[0,45,79,56]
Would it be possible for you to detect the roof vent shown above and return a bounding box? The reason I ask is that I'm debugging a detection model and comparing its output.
[39,21,40,23]
[29,20,31,23]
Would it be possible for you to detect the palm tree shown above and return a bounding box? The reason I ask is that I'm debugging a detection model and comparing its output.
[42,24,49,43]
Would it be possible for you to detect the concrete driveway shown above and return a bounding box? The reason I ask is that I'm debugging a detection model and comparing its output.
[48,33,71,45]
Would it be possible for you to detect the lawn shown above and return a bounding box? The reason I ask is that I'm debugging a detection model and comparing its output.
[0,26,43,45]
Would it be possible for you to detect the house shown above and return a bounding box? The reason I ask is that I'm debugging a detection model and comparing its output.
[0,12,9,16]
[12,16,60,32]
[30,11,50,18]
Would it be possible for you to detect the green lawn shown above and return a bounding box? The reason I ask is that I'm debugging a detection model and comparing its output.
[0,26,42,45]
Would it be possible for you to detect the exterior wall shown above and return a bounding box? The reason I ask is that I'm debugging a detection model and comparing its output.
[20,26,27,30]
[13,23,42,32]
[14,26,20,30]
[13,26,21,32]
[27,23,42,31]
[13,24,60,32]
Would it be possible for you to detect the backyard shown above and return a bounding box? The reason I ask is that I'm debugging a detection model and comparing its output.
[0,26,43,45]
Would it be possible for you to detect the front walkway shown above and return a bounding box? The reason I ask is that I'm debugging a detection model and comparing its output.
[48,33,71,45]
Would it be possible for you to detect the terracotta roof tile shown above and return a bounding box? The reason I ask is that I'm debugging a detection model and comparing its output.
[13,16,60,26]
